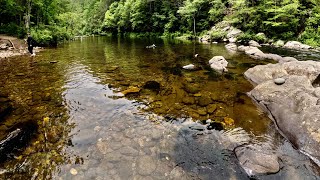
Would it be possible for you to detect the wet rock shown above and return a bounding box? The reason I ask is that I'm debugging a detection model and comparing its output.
[198,95,213,107]
[274,78,286,85]
[245,61,320,166]
[223,117,235,126]
[244,46,266,60]
[215,109,227,117]
[182,64,195,70]
[235,146,280,176]
[209,56,228,73]
[189,125,205,131]
[143,81,160,91]
[122,86,140,95]
[249,40,261,47]
[0,121,37,163]
[137,156,157,175]
[182,96,195,105]
[283,41,312,50]
[206,104,217,114]
[238,45,249,52]
[265,53,283,62]
[207,122,224,131]
[0,101,12,120]
[225,43,237,52]
[197,108,207,116]
[106,66,119,72]
[183,84,200,94]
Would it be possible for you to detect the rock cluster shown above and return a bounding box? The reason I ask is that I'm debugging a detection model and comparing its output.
[244,60,320,166]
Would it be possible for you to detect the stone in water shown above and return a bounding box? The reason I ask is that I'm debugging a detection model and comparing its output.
[70,168,78,175]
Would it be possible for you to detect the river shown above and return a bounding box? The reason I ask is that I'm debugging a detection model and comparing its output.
[0,36,319,179]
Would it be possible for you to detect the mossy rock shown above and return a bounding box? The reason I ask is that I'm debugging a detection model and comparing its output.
[198,95,213,107]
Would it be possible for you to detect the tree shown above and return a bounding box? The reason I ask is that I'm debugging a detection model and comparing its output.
[178,0,209,36]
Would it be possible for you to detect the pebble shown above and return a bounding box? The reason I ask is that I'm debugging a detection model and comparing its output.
[70,168,78,175]
[274,78,285,85]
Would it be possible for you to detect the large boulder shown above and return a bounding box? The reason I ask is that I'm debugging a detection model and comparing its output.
[244,47,266,60]
[249,40,261,47]
[225,43,237,52]
[227,28,243,39]
[244,60,320,166]
[283,41,312,50]
[209,56,228,73]
[265,53,283,62]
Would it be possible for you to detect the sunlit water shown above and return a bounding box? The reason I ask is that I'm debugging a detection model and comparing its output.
[0,37,319,179]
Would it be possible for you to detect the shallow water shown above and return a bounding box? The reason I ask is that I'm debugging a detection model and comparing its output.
[0,37,319,179]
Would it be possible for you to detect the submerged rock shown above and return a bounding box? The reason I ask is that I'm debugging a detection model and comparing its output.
[143,81,160,91]
[225,43,237,52]
[121,86,141,95]
[0,121,38,163]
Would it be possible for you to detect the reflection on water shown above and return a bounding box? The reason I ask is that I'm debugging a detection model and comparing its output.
[0,37,319,179]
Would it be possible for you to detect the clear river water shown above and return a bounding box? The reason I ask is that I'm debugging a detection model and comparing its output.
[0,36,319,179]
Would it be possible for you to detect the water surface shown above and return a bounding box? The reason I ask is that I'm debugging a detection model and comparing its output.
[0,37,319,179]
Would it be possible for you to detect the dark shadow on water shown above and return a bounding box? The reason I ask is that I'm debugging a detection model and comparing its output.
[171,125,249,179]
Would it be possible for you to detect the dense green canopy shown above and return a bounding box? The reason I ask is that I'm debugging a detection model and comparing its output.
[1,0,320,46]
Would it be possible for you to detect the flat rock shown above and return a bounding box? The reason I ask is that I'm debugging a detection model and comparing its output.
[137,156,157,175]
[235,146,280,176]
[245,60,320,166]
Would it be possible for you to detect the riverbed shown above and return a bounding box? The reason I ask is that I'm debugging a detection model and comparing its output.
[0,36,319,179]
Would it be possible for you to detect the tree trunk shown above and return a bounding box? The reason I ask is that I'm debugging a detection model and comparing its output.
[25,0,32,32]
[193,16,196,37]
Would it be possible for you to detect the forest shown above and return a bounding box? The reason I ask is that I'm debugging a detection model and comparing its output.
[1,0,320,46]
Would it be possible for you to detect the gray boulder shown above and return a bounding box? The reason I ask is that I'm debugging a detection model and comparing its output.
[280,57,298,63]
[209,56,228,73]
[244,60,320,166]
[283,41,312,50]
[235,145,280,176]
[265,53,283,62]
[249,40,261,47]
[244,46,266,60]
[225,43,237,52]
[227,28,243,39]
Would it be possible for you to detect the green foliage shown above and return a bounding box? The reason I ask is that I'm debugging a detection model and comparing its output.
[237,32,254,43]
[210,31,227,41]
[1,0,320,47]
[31,25,71,46]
